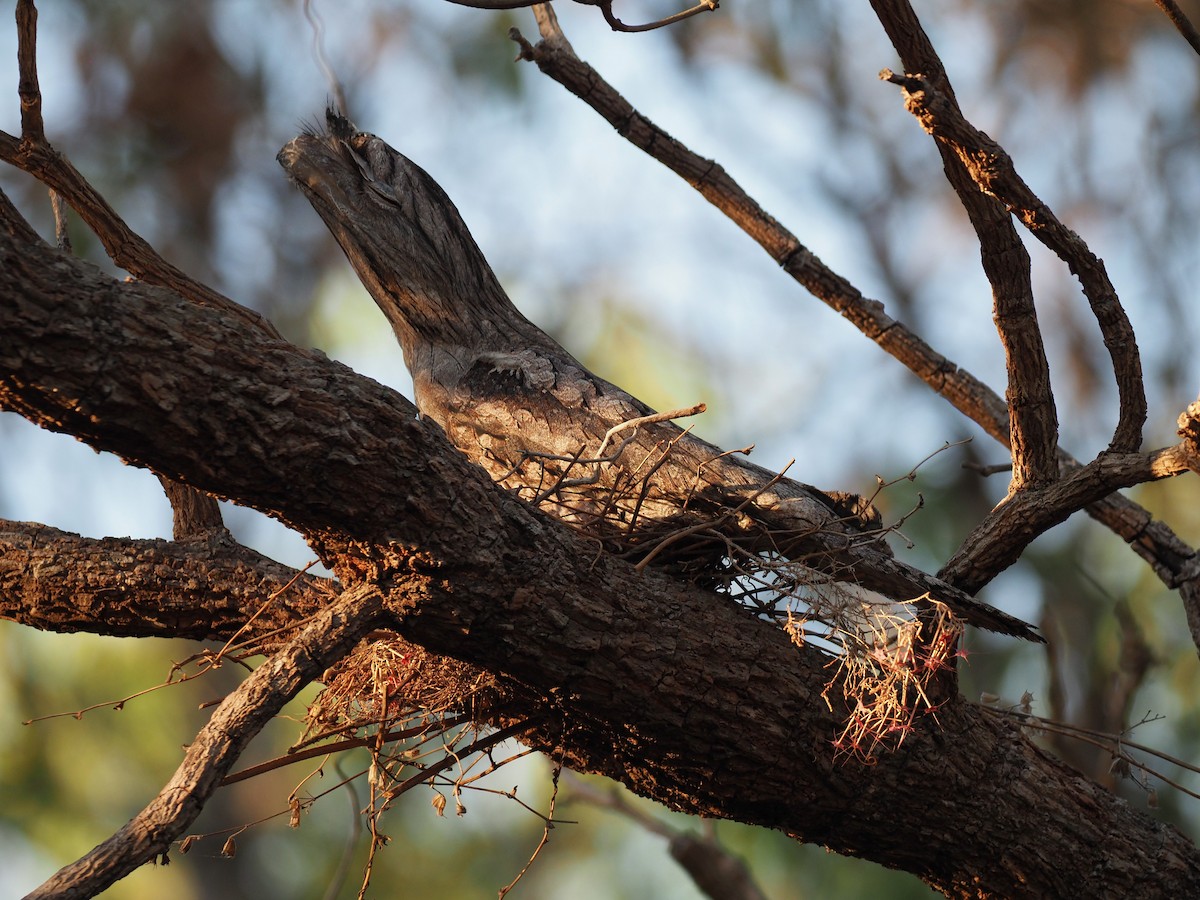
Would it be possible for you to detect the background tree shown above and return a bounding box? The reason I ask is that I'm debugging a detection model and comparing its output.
[3,1,1200,897]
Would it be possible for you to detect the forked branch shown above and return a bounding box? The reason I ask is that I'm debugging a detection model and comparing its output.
[879,67,1146,454]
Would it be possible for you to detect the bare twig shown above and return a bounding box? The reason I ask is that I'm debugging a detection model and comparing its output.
[593,0,719,33]
[981,705,1200,803]
[498,760,562,899]
[962,460,1013,478]
[1153,0,1200,56]
[596,402,706,458]
[634,460,793,571]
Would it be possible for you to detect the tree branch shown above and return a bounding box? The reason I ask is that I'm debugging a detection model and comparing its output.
[1154,0,1200,56]
[940,445,1200,592]
[0,519,335,644]
[15,0,44,141]
[443,0,720,32]
[3,171,1199,894]
[879,66,1146,454]
[25,582,388,900]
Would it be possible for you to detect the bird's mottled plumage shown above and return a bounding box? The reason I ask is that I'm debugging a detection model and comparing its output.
[279,110,1042,643]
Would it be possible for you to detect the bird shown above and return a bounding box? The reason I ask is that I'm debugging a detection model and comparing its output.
[278,109,1042,645]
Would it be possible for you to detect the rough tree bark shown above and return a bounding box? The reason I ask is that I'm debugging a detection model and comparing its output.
[3,155,1200,895]
[5,1,1200,898]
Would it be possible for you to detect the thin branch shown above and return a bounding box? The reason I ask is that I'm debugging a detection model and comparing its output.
[594,0,719,33]
[444,0,544,8]
[873,92,1056,493]
[444,0,720,32]
[221,715,474,786]
[15,0,44,141]
[879,66,1145,454]
[498,759,561,899]
[25,583,387,900]
[1154,0,1200,56]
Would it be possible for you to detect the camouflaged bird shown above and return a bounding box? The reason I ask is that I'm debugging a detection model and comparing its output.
[279,110,1041,644]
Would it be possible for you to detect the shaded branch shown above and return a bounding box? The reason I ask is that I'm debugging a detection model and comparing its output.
[3,184,1200,894]
[26,583,388,900]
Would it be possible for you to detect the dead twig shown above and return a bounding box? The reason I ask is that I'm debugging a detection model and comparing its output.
[1153,0,1200,56]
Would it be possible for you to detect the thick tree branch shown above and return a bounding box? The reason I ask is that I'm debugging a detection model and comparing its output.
[0,519,335,644]
[3,176,1199,894]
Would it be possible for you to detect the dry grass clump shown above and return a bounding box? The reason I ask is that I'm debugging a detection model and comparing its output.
[303,631,506,746]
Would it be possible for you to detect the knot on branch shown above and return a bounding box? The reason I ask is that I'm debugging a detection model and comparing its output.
[320,539,443,588]
[1178,398,1200,457]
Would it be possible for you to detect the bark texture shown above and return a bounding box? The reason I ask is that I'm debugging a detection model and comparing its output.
[3,180,1199,896]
